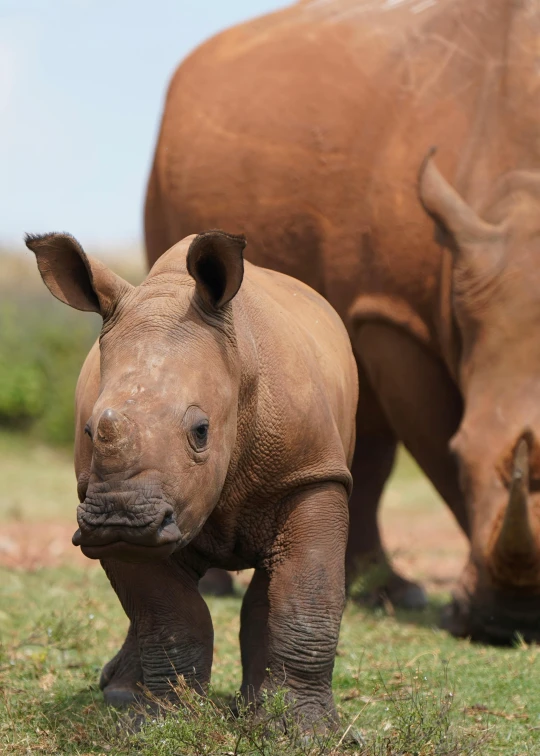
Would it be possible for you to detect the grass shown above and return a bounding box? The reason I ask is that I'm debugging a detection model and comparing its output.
[0,431,75,522]
[0,346,537,753]
[1,566,540,754]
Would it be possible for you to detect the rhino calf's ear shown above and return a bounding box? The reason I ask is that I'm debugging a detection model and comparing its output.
[187,230,246,310]
[25,232,132,317]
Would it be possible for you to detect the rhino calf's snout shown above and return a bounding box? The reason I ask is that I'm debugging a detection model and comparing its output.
[72,493,182,561]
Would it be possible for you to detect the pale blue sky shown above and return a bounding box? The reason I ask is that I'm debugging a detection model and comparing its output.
[1,0,289,248]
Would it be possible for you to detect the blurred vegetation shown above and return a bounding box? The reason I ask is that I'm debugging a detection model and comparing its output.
[0,248,144,445]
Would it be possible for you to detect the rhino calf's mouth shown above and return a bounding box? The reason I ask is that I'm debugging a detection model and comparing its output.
[74,539,179,563]
[72,492,183,562]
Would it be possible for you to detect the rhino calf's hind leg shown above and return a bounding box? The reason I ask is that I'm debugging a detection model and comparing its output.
[239,569,270,705]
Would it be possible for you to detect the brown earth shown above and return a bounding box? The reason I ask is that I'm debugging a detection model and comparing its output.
[0,502,468,595]
[0,521,91,571]
[0,435,467,591]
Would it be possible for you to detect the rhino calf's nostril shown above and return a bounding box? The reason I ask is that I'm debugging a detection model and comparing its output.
[160,513,174,528]
[158,513,176,535]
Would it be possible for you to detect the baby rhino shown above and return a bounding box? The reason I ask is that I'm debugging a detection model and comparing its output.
[26,230,357,728]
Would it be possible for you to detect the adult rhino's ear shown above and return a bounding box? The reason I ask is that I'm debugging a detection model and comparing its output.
[25,232,133,317]
[418,150,501,262]
[187,230,246,310]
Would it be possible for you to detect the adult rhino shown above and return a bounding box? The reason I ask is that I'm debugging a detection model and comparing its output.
[145,0,540,642]
[26,230,357,726]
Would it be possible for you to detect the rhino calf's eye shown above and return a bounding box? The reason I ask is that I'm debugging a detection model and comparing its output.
[190,421,209,451]
[84,423,92,438]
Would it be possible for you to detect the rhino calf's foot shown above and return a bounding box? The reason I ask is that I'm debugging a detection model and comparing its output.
[240,484,348,729]
[99,622,143,708]
[103,685,142,709]
[253,694,339,737]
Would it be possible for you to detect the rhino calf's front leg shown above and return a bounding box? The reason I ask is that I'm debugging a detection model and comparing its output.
[99,621,143,706]
[248,482,348,728]
[102,558,213,702]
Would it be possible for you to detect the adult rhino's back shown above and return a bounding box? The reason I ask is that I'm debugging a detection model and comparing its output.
[146,0,516,337]
[146,0,356,290]
[144,0,540,640]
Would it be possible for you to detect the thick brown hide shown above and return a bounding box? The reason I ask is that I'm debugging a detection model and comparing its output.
[144,0,540,642]
[27,230,357,728]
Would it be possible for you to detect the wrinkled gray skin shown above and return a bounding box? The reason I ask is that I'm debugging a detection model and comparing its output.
[26,229,357,728]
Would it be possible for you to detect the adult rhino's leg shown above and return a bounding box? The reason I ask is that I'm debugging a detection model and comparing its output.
[239,569,270,705]
[101,558,214,705]
[345,423,428,609]
[353,322,467,601]
[99,621,143,706]
[355,322,466,530]
[257,482,348,730]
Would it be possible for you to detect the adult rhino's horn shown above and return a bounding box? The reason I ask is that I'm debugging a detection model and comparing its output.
[492,437,537,568]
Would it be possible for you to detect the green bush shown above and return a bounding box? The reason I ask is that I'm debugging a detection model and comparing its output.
[0,296,99,445]
[0,249,145,445]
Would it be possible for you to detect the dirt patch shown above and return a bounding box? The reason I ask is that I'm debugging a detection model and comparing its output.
[381,503,468,594]
[0,522,94,571]
[0,504,468,594]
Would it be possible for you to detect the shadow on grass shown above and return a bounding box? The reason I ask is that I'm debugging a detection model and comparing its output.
[2,684,124,755]
[350,595,450,631]
[348,562,452,633]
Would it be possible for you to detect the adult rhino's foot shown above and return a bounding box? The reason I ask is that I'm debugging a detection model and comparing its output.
[100,626,143,708]
[199,568,235,597]
[349,564,427,610]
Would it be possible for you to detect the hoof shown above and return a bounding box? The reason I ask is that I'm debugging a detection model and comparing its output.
[389,580,428,610]
[99,658,118,690]
[353,576,428,610]
[99,626,143,694]
[440,599,462,634]
[103,685,141,709]
[99,658,142,692]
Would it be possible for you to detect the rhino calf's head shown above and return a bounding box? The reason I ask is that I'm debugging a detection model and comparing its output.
[26,230,246,563]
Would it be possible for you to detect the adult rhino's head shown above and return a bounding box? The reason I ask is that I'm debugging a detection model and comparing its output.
[420,153,540,643]
[26,230,247,563]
